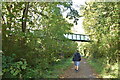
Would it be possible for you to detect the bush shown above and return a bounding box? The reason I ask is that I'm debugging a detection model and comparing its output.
[2,54,28,78]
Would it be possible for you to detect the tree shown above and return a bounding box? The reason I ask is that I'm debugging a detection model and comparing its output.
[80,2,119,78]
[2,2,78,78]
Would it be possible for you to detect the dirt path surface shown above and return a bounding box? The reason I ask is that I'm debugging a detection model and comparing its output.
[59,58,99,78]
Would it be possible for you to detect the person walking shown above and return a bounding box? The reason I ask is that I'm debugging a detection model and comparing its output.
[72,50,81,72]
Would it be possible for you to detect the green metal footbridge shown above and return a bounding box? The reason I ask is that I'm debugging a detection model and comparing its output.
[64,34,90,42]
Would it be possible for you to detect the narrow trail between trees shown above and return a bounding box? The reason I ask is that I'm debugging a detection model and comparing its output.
[59,58,100,78]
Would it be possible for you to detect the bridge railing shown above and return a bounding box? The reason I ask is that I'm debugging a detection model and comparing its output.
[64,34,90,42]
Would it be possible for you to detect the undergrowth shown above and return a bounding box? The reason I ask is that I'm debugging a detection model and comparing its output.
[43,57,73,78]
[85,57,118,78]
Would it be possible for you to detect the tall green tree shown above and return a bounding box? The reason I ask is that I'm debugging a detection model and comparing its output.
[2,2,78,78]
[80,2,119,78]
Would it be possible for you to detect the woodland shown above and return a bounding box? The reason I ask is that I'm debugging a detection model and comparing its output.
[1,1,119,78]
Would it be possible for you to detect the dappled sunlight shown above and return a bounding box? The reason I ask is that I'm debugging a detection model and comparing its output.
[1,0,119,79]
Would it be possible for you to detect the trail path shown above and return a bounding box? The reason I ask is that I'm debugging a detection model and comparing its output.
[59,58,99,78]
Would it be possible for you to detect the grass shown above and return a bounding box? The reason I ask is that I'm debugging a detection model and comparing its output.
[86,58,104,75]
[85,57,118,78]
[44,57,73,78]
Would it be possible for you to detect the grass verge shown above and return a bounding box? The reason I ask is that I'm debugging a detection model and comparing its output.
[85,57,118,78]
[44,57,73,78]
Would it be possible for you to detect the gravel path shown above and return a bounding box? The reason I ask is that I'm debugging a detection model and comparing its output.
[59,58,99,78]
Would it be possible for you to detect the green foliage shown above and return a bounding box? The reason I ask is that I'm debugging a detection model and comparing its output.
[80,2,119,78]
[87,58,118,78]
[2,54,28,78]
[43,57,73,78]
[2,2,78,78]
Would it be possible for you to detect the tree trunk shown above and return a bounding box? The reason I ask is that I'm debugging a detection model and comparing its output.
[22,2,29,33]
[6,4,12,31]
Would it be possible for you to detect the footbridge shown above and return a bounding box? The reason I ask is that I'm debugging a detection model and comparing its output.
[64,33,91,42]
